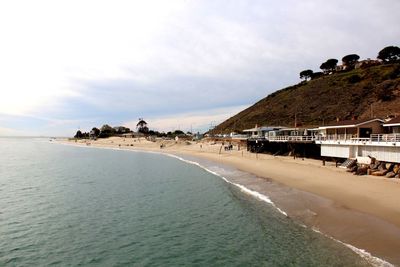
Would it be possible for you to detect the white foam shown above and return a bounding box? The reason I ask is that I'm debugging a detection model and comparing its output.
[165,153,288,217]
[311,227,394,267]
[343,244,394,267]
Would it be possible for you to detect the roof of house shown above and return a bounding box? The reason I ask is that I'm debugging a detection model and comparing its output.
[383,117,400,127]
[319,118,384,129]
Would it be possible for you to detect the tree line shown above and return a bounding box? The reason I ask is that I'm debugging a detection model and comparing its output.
[74,119,194,139]
[74,124,132,139]
[300,45,400,81]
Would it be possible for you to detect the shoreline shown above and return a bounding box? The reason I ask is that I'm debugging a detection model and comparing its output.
[58,137,400,266]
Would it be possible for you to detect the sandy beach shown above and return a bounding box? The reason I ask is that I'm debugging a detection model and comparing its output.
[62,137,400,265]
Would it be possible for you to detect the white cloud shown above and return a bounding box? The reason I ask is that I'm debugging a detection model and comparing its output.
[0,0,399,136]
[0,0,188,115]
[124,105,249,133]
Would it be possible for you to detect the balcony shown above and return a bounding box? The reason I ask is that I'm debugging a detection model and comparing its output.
[315,134,400,146]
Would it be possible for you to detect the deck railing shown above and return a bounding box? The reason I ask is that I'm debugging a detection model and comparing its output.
[231,134,249,139]
[249,133,400,144]
[370,134,400,143]
[267,135,315,142]
[315,134,400,144]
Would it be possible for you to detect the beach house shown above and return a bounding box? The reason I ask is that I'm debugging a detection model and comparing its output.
[245,126,321,157]
[244,117,400,163]
[243,126,285,139]
[266,127,318,143]
[316,118,400,163]
[383,117,400,134]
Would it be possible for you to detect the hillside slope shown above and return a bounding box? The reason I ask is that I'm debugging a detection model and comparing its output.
[214,64,400,133]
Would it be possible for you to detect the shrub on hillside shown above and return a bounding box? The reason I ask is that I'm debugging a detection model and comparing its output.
[347,74,362,83]
[375,81,395,101]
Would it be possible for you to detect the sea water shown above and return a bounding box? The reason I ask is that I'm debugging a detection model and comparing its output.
[0,138,373,266]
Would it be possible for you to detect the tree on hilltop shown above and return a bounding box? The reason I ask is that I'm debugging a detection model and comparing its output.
[173,130,185,135]
[137,118,149,134]
[320,58,338,73]
[74,130,83,138]
[91,127,100,136]
[100,124,113,132]
[342,54,360,69]
[299,69,313,81]
[378,46,400,63]
[99,124,115,138]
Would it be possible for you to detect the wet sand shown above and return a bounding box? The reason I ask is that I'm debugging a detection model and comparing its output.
[62,137,400,265]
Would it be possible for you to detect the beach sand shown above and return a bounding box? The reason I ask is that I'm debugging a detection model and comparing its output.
[63,137,400,265]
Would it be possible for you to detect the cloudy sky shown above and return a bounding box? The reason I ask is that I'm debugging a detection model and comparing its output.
[0,0,399,136]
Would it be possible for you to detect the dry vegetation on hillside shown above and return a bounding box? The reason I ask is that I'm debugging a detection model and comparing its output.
[215,64,400,133]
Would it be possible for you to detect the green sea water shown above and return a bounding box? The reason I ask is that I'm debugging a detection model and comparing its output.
[0,138,373,266]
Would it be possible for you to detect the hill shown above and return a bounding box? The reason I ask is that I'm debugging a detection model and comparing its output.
[214,64,400,133]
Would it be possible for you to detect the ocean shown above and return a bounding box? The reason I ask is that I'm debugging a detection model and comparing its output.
[0,138,373,266]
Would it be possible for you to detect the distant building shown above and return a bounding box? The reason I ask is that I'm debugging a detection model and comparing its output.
[113,126,131,134]
[89,130,97,139]
[354,59,382,69]
[243,126,285,139]
[121,132,143,138]
[193,132,204,140]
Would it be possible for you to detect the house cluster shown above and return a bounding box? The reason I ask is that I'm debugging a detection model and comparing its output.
[243,117,400,164]
[335,58,382,71]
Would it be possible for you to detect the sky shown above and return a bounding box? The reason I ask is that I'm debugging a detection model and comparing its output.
[0,0,399,136]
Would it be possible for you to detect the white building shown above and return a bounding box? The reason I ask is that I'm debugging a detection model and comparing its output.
[243,126,285,139]
[267,127,318,142]
[316,118,400,163]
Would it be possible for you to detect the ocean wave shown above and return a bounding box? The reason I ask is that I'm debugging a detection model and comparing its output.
[165,153,288,217]
[311,228,394,267]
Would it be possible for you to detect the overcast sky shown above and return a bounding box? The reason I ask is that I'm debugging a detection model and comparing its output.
[0,0,399,136]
